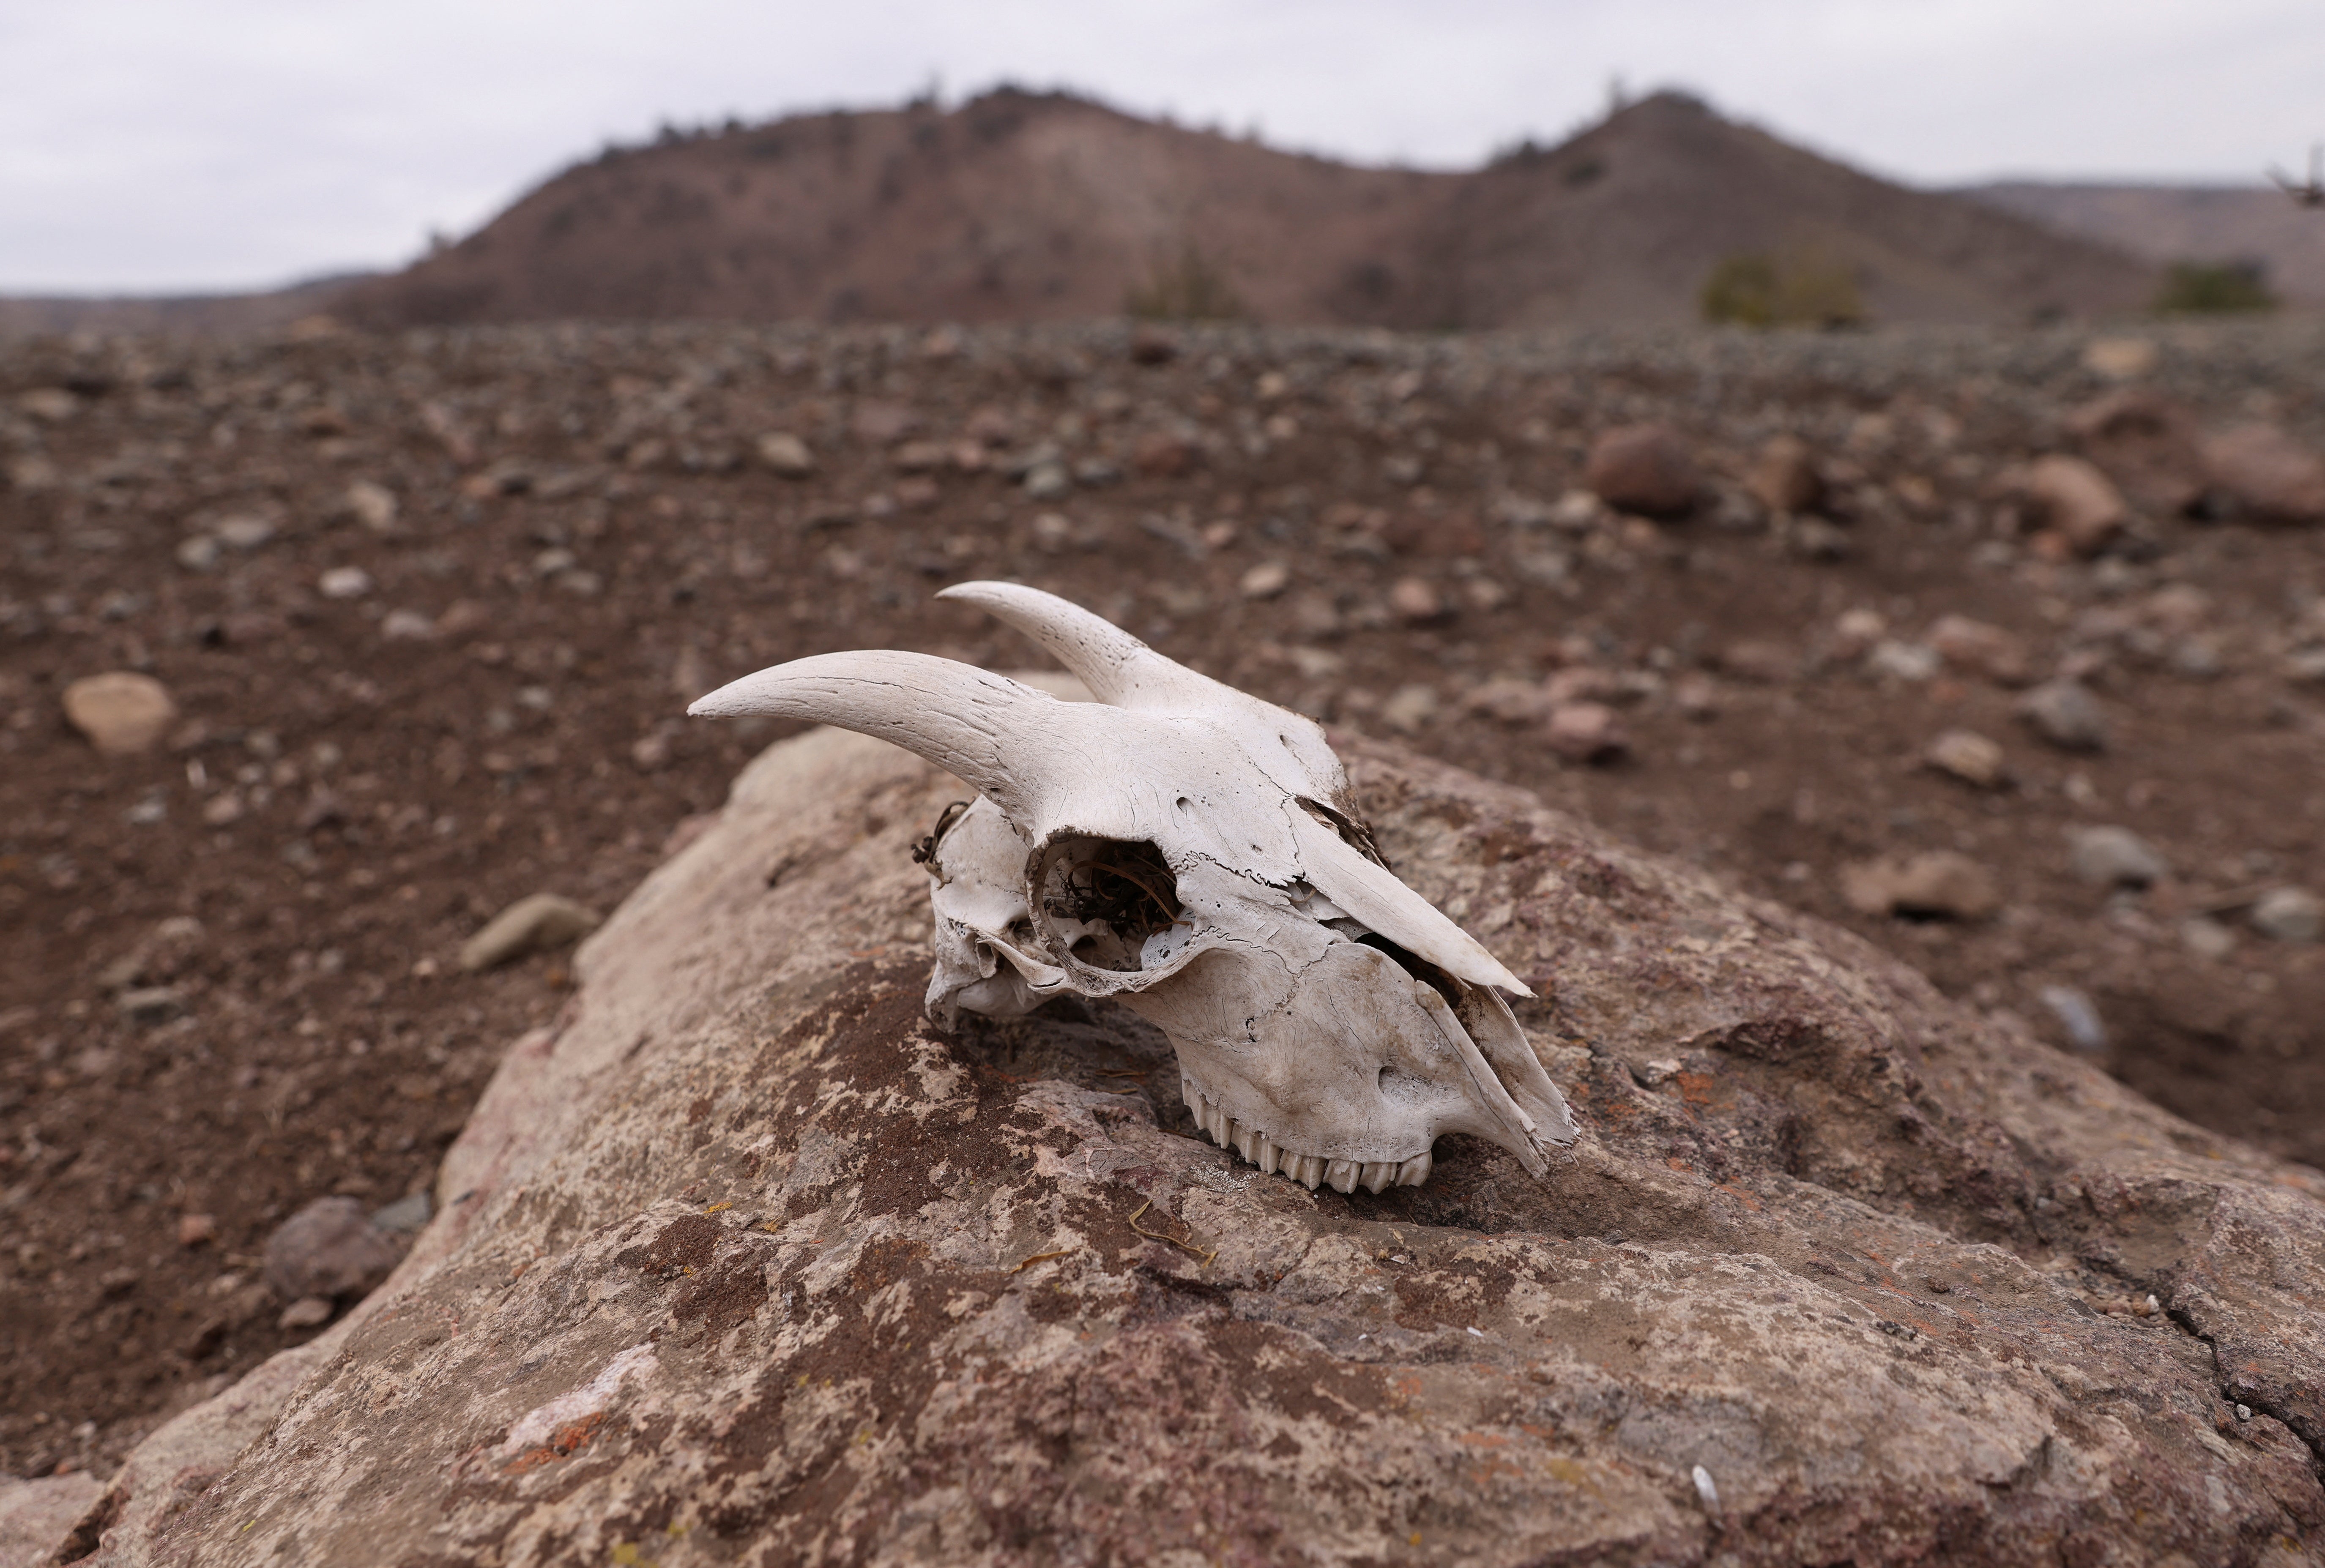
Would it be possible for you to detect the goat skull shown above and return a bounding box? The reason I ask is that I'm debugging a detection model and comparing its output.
[688,582,1574,1192]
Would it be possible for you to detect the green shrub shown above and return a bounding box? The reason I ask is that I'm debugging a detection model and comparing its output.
[1700,251,1865,328]
[1126,244,1246,322]
[2154,260,2276,314]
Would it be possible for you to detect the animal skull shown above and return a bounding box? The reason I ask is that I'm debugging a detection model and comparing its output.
[688,582,1574,1192]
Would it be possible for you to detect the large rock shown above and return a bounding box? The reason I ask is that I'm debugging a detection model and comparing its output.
[56,727,2325,1565]
[2204,423,2325,524]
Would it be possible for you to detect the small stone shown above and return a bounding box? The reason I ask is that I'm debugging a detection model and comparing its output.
[1127,325,1179,365]
[2202,424,2325,523]
[2180,917,2236,960]
[63,671,178,755]
[16,386,80,421]
[214,514,276,550]
[2017,680,2108,752]
[1022,461,1071,501]
[1462,676,1548,724]
[2038,985,2108,1054]
[2248,887,2322,943]
[2068,826,2168,888]
[1388,576,1445,624]
[319,566,373,600]
[344,479,399,532]
[1545,702,1627,763]
[1840,852,1999,920]
[1745,434,1824,515]
[278,1295,335,1331]
[1381,685,1440,734]
[1865,641,1940,683]
[1928,615,2031,686]
[1830,608,1888,661]
[2082,337,2158,380]
[1716,641,1796,685]
[116,986,185,1024]
[263,1196,406,1302]
[2025,455,2128,555]
[175,535,222,571]
[381,609,435,641]
[1584,423,1699,516]
[756,432,816,477]
[460,892,602,971]
[1239,562,1291,600]
[1548,490,1605,533]
[1924,729,2005,787]
[178,1212,217,1247]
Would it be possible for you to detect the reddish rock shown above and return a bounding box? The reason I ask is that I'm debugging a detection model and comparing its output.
[2065,388,2204,516]
[1584,423,1700,516]
[1745,433,1825,515]
[1387,575,1446,623]
[2024,454,2128,555]
[1927,615,2032,686]
[1545,700,1627,762]
[1840,851,1999,920]
[2203,423,2325,523]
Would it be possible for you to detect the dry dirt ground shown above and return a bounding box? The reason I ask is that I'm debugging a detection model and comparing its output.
[2,315,2321,1487]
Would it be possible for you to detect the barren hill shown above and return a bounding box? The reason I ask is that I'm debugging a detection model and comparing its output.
[1966,181,2325,305]
[339,90,2156,331]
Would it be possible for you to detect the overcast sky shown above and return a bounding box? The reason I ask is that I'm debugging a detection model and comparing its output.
[1,0,2315,294]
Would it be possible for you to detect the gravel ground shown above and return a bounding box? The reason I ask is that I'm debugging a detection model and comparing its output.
[2,313,2322,1483]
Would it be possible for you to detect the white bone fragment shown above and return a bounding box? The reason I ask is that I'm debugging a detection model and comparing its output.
[689,582,1579,1191]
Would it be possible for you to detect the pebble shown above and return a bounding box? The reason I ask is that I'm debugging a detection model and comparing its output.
[2249,887,2322,943]
[1388,576,1445,623]
[177,1212,217,1247]
[2180,916,2236,960]
[1745,433,1824,515]
[263,1196,406,1303]
[214,515,277,550]
[755,432,816,477]
[2038,985,2108,1054]
[2016,680,2108,752]
[459,891,602,971]
[278,1295,335,1331]
[1865,640,1940,683]
[1238,562,1291,600]
[1839,852,1998,920]
[2202,423,2325,523]
[1829,608,1889,661]
[1462,675,1548,723]
[1927,615,2031,686]
[318,566,373,600]
[115,986,185,1024]
[1924,729,2005,787]
[1381,685,1440,734]
[344,478,399,532]
[63,671,178,755]
[381,609,436,640]
[2025,454,2128,555]
[1022,461,1071,500]
[1545,701,1627,763]
[2081,337,2158,381]
[1584,423,1699,516]
[2067,826,2168,888]
[175,535,222,571]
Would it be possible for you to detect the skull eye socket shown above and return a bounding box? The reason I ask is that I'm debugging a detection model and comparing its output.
[1034,835,1186,973]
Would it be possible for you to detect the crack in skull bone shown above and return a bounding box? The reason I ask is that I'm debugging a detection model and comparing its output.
[689,581,1577,1188]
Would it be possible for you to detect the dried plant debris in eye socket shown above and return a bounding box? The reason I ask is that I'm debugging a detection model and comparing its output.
[1043,839,1184,942]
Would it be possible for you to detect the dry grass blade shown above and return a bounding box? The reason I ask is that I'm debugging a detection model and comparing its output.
[1128,1199,1217,1267]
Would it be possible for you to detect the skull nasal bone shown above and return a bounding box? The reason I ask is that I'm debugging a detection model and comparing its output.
[1355,931,1461,1009]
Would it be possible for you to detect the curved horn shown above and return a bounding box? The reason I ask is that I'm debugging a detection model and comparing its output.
[687,650,1077,823]
[1291,809,1532,998]
[936,580,1353,806]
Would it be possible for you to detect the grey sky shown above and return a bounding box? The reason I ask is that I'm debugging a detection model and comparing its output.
[2,0,2315,294]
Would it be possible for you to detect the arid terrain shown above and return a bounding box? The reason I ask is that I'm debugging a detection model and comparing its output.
[3,312,2322,1497]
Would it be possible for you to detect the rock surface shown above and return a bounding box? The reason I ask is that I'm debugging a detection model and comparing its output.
[47,723,2325,1565]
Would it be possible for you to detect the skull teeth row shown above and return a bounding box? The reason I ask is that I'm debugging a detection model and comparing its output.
[1185,1083,1432,1194]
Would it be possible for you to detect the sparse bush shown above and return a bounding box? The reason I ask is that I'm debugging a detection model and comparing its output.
[2154,260,2276,314]
[1700,251,1865,328]
[1126,244,1247,322]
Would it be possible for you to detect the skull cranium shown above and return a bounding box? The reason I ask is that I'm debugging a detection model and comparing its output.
[689,582,1575,1192]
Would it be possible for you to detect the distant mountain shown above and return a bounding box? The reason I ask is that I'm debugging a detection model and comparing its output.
[330,89,2155,332]
[1963,182,2325,304]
